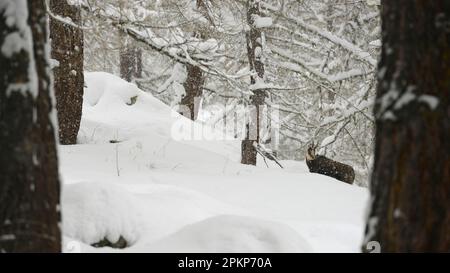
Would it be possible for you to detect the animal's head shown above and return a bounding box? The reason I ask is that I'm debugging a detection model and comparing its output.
[306,142,317,161]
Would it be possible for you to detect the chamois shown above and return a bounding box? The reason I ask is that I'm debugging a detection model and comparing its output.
[305,143,355,184]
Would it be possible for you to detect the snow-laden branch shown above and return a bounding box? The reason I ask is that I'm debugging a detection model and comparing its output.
[292,19,377,67]
[320,99,374,127]
[266,7,378,67]
[329,68,373,82]
[45,0,90,30]
[270,53,376,124]
[271,45,374,84]
[270,45,331,82]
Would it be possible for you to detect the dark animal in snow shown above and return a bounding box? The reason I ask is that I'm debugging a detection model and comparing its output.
[305,143,355,184]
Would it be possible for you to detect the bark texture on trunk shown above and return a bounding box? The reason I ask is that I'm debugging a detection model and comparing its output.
[181,64,205,120]
[120,44,142,82]
[363,0,450,252]
[241,0,268,165]
[179,0,210,121]
[50,0,84,145]
[0,0,61,253]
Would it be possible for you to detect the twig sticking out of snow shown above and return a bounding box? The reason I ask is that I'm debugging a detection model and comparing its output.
[254,143,284,169]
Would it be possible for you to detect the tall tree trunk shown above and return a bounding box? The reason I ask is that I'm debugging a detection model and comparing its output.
[180,0,210,121]
[363,0,450,252]
[120,42,142,82]
[135,47,142,78]
[181,64,205,120]
[241,0,268,165]
[0,0,61,252]
[118,0,142,83]
[50,0,84,145]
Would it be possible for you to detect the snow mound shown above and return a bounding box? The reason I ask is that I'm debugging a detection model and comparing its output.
[79,72,241,160]
[146,215,312,253]
[62,182,141,246]
[84,72,144,107]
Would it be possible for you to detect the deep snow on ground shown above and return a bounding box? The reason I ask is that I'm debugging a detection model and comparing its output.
[60,72,369,253]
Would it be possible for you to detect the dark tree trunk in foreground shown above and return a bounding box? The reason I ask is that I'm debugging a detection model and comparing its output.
[50,0,84,145]
[241,0,268,165]
[0,0,61,252]
[120,43,142,82]
[363,0,450,252]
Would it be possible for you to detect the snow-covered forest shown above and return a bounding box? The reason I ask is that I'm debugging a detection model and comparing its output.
[0,0,448,254]
[83,0,381,186]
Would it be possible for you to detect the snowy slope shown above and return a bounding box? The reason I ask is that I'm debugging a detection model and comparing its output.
[60,72,369,253]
